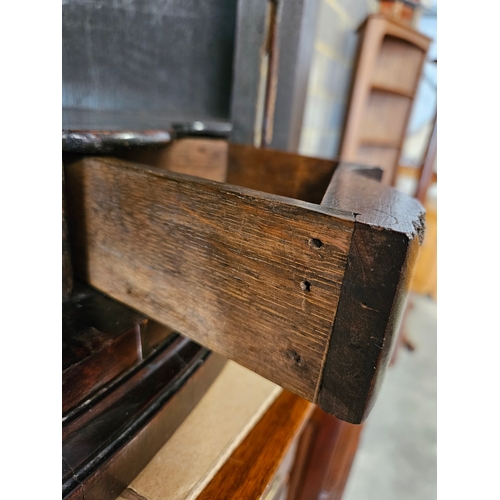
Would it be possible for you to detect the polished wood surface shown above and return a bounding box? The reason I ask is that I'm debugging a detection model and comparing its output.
[62,281,175,416]
[197,391,313,500]
[288,407,363,500]
[63,336,226,500]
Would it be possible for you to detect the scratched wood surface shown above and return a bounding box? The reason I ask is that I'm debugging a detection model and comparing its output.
[319,163,424,422]
[64,157,354,402]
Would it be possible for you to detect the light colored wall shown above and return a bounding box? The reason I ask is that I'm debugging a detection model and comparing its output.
[299,0,377,158]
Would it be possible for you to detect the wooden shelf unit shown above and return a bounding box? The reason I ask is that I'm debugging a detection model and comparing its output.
[339,14,431,185]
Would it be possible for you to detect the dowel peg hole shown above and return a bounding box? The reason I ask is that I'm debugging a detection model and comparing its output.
[309,238,323,249]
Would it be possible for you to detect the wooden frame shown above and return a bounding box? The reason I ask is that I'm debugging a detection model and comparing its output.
[64,140,424,424]
[339,14,431,185]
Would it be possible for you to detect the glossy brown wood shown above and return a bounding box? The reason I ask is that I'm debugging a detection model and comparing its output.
[62,281,174,416]
[64,156,354,404]
[63,336,226,500]
[197,391,313,500]
[62,130,173,154]
[288,407,363,500]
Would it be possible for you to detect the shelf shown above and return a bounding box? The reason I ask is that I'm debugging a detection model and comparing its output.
[359,139,402,149]
[371,83,415,99]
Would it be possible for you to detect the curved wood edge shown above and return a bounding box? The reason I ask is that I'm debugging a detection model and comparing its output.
[62,130,173,154]
[318,163,425,423]
[63,337,226,500]
[357,14,432,51]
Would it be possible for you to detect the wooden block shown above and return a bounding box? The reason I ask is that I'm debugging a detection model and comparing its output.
[64,144,424,424]
[318,162,423,422]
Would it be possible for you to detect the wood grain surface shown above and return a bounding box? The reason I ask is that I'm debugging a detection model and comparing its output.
[117,138,228,183]
[197,390,313,500]
[227,142,338,204]
[64,156,354,402]
[64,146,424,423]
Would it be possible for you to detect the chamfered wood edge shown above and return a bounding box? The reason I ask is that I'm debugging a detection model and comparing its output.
[318,163,425,423]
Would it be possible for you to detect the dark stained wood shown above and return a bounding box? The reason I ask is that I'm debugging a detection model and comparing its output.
[62,281,175,417]
[62,130,173,154]
[63,166,74,300]
[319,163,424,422]
[288,407,363,500]
[197,391,313,500]
[64,156,354,404]
[63,336,226,500]
[227,142,338,204]
[116,138,228,182]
